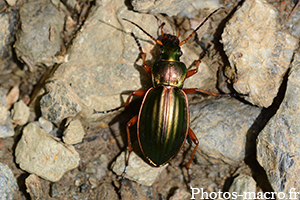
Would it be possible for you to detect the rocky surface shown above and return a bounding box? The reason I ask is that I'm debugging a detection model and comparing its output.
[112,151,167,186]
[11,100,30,125]
[40,80,82,122]
[131,0,194,16]
[39,0,222,122]
[0,162,18,200]
[190,97,262,165]
[0,0,298,199]
[0,8,17,71]
[25,174,43,200]
[15,123,80,182]
[0,110,14,138]
[63,119,86,144]
[228,174,256,200]
[222,0,298,108]
[14,0,65,68]
[257,52,300,198]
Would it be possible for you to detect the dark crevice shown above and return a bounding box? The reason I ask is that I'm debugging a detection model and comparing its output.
[244,66,290,193]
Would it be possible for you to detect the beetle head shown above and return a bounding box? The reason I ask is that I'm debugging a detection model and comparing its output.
[160,34,182,61]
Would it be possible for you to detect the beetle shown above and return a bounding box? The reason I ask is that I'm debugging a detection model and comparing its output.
[95,7,229,188]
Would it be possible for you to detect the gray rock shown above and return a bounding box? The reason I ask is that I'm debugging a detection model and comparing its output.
[229,174,256,200]
[0,162,18,200]
[14,0,65,67]
[38,117,53,133]
[190,97,262,165]
[0,111,14,138]
[178,0,221,18]
[286,10,300,38]
[222,0,298,107]
[131,0,194,16]
[0,88,7,107]
[257,52,300,197]
[0,9,17,71]
[11,100,30,125]
[15,123,80,182]
[112,151,167,187]
[40,80,82,123]
[63,119,85,144]
[25,174,43,200]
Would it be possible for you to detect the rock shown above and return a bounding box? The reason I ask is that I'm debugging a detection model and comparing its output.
[85,154,108,184]
[222,0,298,107]
[40,80,82,123]
[15,123,80,182]
[286,10,300,38]
[11,100,30,125]
[95,182,119,200]
[0,9,17,71]
[131,0,194,16]
[120,180,154,200]
[0,106,8,123]
[257,52,300,197]
[169,188,190,200]
[190,97,262,165]
[63,119,85,144]
[112,151,167,187]
[14,0,65,68]
[0,88,7,107]
[229,174,256,200]
[0,162,18,200]
[25,174,43,200]
[38,117,53,133]
[5,0,16,6]
[0,111,14,138]
[39,0,219,120]
[178,0,221,18]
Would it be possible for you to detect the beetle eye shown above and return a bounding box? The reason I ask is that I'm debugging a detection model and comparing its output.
[178,50,182,57]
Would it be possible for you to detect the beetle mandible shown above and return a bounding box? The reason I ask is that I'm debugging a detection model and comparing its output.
[95,7,229,188]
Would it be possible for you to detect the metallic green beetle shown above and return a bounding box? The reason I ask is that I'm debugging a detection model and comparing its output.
[96,7,225,188]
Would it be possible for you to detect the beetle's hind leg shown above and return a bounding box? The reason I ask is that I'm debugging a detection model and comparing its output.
[131,32,152,75]
[118,115,138,192]
[185,128,199,189]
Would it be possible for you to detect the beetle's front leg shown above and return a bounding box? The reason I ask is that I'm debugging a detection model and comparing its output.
[119,115,138,191]
[186,47,210,78]
[94,90,146,114]
[185,128,199,189]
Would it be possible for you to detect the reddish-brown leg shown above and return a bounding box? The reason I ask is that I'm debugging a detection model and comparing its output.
[185,128,199,189]
[186,48,209,78]
[119,115,138,192]
[94,90,146,114]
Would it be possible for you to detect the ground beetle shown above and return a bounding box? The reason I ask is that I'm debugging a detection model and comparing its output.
[95,7,229,189]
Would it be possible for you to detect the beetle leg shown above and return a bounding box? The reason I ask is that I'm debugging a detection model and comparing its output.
[94,90,146,114]
[186,47,209,78]
[119,115,138,191]
[131,33,152,75]
[185,128,199,189]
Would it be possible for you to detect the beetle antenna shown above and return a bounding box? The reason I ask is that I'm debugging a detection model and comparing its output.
[179,7,225,46]
[123,18,163,46]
